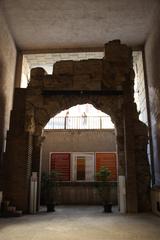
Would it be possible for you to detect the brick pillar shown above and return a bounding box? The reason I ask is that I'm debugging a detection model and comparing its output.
[123,81,138,213]
[4,89,32,212]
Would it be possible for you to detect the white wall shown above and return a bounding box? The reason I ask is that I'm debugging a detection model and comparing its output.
[134,52,148,125]
[145,6,160,185]
[0,9,17,162]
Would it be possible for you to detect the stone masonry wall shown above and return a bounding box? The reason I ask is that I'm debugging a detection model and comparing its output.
[5,40,151,212]
[26,40,150,212]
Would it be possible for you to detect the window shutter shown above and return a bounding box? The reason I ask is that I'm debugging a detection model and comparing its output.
[50,153,70,181]
[96,153,117,181]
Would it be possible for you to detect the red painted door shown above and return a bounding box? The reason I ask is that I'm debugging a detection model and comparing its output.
[96,153,117,181]
[51,153,70,181]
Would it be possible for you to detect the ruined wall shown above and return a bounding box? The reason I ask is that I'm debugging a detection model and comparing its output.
[26,41,150,212]
[145,9,160,185]
[0,10,17,188]
[42,129,116,172]
[5,40,151,212]
[4,89,31,212]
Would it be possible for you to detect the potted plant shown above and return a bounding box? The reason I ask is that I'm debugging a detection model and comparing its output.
[41,170,59,212]
[95,166,112,213]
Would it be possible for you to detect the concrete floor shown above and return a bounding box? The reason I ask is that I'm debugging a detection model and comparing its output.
[0,206,160,240]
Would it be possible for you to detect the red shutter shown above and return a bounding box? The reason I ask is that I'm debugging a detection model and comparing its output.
[51,153,70,181]
[96,153,117,181]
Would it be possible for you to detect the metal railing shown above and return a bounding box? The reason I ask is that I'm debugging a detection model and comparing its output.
[45,116,114,129]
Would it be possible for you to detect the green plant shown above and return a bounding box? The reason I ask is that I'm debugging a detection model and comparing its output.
[41,170,59,205]
[95,166,111,204]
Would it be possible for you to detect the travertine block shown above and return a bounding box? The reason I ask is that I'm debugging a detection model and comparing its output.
[104,40,132,64]
[54,60,74,75]
[74,59,102,74]
[43,75,53,88]
[73,73,101,90]
[51,75,73,90]
[29,68,46,87]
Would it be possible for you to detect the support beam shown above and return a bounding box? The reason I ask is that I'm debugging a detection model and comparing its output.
[42,90,123,96]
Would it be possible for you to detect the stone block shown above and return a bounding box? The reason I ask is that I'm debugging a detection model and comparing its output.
[74,59,102,74]
[73,74,101,90]
[104,40,132,64]
[54,60,74,75]
[29,67,46,88]
[134,121,148,136]
[52,74,73,90]
[102,61,128,89]
[135,136,148,150]
[43,75,53,88]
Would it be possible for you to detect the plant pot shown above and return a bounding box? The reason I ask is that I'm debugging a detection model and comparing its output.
[103,202,112,213]
[47,203,55,212]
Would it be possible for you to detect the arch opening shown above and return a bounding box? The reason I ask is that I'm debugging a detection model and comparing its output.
[41,103,118,210]
[44,103,114,130]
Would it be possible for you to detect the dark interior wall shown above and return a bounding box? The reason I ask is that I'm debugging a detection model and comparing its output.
[0,10,17,163]
[145,8,160,185]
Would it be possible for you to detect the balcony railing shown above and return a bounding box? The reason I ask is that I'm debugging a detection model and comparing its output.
[45,116,114,129]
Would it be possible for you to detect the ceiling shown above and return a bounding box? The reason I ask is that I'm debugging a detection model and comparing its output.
[1,0,159,50]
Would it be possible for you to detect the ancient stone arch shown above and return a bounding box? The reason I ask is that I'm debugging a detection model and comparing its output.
[4,40,150,213]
